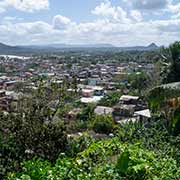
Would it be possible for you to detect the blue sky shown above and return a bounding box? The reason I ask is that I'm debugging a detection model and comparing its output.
[0,0,180,46]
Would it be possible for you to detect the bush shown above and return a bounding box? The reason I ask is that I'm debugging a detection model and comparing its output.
[78,104,96,121]
[66,133,94,157]
[0,113,67,178]
[7,139,180,180]
[93,115,115,134]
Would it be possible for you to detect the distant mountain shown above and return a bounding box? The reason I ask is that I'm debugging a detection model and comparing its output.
[20,43,115,49]
[0,42,13,50]
[0,42,159,54]
[117,43,159,51]
[21,43,159,51]
[146,43,159,50]
[0,43,23,54]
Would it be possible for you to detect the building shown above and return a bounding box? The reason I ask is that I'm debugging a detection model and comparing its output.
[4,81,17,90]
[80,96,103,104]
[82,89,94,97]
[94,106,113,115]
[119,95,139,105]
[113,104,136,121]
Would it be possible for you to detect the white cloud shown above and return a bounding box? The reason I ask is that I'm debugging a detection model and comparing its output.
[168,2,180,13]
[1,13,179,46]
[0,1,179,46]
[0,7,6,13]
[127,0,180,19]
[2,16,23,23]
[92,0,131,23]
[53,15,75,30]
[130,10,143,22]
[0,0,49,13]
[156,19,180,32]
[166,2,180,19]
[92,0,115,17]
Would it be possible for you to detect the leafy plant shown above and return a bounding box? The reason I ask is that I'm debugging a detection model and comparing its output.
[93,115,115,134]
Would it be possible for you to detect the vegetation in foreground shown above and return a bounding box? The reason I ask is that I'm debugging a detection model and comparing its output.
[7,120,180,179]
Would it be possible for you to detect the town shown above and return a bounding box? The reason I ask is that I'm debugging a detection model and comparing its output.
[0,52,154,126]
[1,43,180,179]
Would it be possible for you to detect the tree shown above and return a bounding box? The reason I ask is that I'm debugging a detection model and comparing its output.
[98,92,122,107]
[0,89,68,177]
[161,41,180,83]
[128,72,150,94]
[78,104,96,121]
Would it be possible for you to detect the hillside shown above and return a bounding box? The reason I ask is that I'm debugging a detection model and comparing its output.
[0,43,25,54]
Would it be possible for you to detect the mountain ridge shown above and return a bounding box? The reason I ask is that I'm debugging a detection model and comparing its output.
[0,42,159,54]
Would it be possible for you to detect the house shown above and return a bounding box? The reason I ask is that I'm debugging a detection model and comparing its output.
[94,106,113,115]
[119,95,139,105]
[80,96,103,104]
[82,89,94,97]
[93,86,104,96]
[113,104,136,121]
[112,94,148,122]
[88,78,101,86]
[4,81,17,90]
[80,85,105,104]
[119,95,146,111]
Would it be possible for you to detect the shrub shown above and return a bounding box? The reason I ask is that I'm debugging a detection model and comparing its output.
[93,115,115,134]
[0,113,67,178]
[7,139,180,180]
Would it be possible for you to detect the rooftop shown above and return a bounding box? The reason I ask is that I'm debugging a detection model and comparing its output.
[81,96,103,104]
[134,109,151,118]
[94,106,113,115]
[120,95,139,101]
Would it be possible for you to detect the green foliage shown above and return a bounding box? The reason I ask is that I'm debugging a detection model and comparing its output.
[66,133,94,157]
[116,120,180,164]
[0,109,67,178]
[93,115,115,134]
[128,72,150,94]
[162,41,180,83]
[3,115,180,179]
[148,86,180,134]
[148,87,174,112]
[169,106,180,135]
[66,119,91,133]
[78,104,96,121]
[98,92,122,107]
[7,138,180,180]
[116,150,130,174]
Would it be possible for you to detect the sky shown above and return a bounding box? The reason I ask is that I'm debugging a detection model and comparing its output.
[0,0,180,46]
